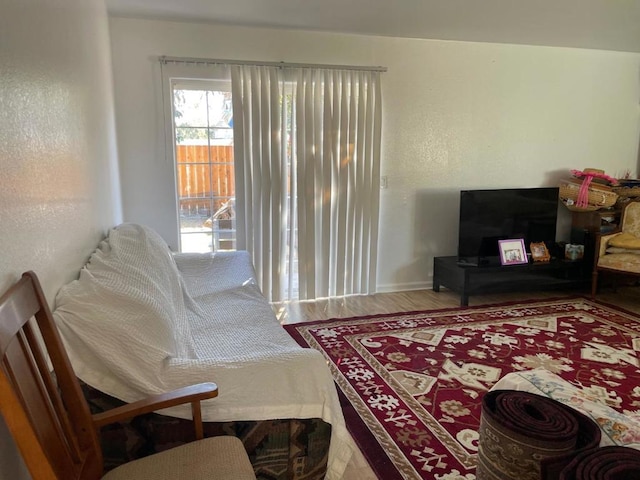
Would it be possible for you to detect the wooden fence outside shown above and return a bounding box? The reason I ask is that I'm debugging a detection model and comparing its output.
[175,145,234,216]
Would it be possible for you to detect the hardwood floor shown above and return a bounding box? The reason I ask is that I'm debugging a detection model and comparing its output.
[276,284,640,325]
[274,284,640,479]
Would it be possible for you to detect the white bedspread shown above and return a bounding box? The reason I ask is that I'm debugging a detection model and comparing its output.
[53,224,352,479]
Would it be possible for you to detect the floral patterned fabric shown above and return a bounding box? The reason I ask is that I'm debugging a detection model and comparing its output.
[285,298,640,480]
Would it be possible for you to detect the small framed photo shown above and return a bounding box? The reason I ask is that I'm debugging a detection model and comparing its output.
[498,238,528,265]
[530,241,551,262]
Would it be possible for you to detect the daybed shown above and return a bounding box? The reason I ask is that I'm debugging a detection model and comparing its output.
[53,223,352,480]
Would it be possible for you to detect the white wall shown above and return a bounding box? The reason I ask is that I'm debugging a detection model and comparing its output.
[0,0,121,478]
[109,17,640,292]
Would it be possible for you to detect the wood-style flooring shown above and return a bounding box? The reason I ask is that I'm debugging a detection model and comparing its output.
[276,285,640,325]
[274,284,640,479]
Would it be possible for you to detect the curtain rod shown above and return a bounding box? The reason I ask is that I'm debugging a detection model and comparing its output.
[159,55,387,73]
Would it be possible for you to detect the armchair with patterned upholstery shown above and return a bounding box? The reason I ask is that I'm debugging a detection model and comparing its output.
[591,199,640,297]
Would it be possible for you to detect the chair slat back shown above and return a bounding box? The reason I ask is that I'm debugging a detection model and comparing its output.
[0,272,103,480]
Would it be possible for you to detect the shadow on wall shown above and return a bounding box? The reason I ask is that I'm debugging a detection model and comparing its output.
[392,188,459,288]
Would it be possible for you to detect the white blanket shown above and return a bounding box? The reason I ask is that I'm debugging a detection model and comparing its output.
[54,224,352,479]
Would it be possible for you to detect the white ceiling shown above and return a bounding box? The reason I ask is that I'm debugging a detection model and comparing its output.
[105,0,640,53]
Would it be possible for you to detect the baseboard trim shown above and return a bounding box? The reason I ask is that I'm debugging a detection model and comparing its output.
[376,281,432,293]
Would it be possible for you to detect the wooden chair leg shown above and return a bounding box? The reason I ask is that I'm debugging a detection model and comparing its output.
[591,270,598,299]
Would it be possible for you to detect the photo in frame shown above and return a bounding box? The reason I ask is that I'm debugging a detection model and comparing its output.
[565,244,584,261]
[498,238,528,265]
[530,241,551,262]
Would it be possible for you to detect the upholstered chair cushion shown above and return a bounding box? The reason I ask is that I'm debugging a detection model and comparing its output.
[606,247,640,255]
[609,232,640,250]
[597,252,640,274]
[102,436,256,480]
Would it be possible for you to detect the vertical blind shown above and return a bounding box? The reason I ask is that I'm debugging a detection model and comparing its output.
[232,64,382,302]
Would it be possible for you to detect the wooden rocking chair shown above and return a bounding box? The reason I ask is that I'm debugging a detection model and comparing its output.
[0,271,256,480]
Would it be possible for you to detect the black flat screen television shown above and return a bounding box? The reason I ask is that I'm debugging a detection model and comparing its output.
[457,187,559,265]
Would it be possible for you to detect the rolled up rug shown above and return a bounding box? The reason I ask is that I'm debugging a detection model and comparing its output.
[477,390,601,480]
[560,446,640,480]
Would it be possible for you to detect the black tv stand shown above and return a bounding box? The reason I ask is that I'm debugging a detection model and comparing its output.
[456,258,479,267]
[433,256,589,306]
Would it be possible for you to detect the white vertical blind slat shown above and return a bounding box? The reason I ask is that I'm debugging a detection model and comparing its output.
[231,68,249,254]
[333,71,344,297]
[249,67,263,289]
[306,72,320,298]
[344,71,358,294]
[295,70,310,299]
[368,74,382,293]
[353,72,366,293]
[320,71,333,299]
[328,71,340,298]
[266,69,276,298]
[359,72,373,292]
[259,68,273,297]
[287,81,298,300]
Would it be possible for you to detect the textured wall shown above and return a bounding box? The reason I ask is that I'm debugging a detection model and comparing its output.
[109,17,640,292]
[0,0,121,478]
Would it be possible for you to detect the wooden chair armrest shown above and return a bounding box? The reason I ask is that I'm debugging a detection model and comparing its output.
[92,382,218,439]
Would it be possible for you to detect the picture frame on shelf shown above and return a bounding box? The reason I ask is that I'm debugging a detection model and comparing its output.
[498,238,528,266]
[530,241,551,263]
[565,244,585,261]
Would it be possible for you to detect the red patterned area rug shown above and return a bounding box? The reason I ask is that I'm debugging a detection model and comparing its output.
[284,298,640,480]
